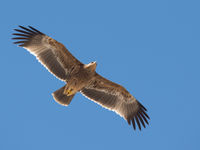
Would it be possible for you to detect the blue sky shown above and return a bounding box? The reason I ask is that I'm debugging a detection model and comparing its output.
[1,0,200,149]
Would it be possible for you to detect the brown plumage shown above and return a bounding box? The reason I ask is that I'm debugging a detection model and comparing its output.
[12,26,150,130]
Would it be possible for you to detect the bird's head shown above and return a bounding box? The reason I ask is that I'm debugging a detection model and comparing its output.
[90,61,97,66]
[85,61,97,72]
[90,61,97,69]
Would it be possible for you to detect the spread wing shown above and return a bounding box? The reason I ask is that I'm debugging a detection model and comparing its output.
[12,26,82,81]
[81,73,150,130]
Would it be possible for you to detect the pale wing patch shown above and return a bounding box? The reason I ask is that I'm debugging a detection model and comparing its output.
[26,46,67,81]
[81,87,137,118]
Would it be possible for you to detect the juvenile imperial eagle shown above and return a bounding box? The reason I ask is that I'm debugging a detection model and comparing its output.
[12,26,150,130]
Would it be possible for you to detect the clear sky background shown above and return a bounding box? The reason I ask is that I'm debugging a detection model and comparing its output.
[0,0,200,150]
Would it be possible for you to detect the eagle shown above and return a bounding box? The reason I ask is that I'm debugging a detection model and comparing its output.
[12,26,150,130]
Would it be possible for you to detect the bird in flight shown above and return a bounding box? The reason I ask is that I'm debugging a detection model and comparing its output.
[12,26,150,130]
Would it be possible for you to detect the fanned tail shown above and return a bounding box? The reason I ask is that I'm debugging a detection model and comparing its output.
[52,86,75,106]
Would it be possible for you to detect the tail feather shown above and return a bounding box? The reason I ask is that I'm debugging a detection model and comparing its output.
[52,86,75,106]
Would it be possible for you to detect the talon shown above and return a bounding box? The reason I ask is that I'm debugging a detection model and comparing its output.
[64,88,73,96]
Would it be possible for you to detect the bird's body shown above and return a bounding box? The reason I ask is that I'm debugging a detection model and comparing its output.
[64,62,97,96]
[12,26,150,130]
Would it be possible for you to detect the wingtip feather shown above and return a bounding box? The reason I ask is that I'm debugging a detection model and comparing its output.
[28,26,44,34]
[132,118,136,130]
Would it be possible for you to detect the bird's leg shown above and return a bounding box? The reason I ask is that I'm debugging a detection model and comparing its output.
[64,87,74,96]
